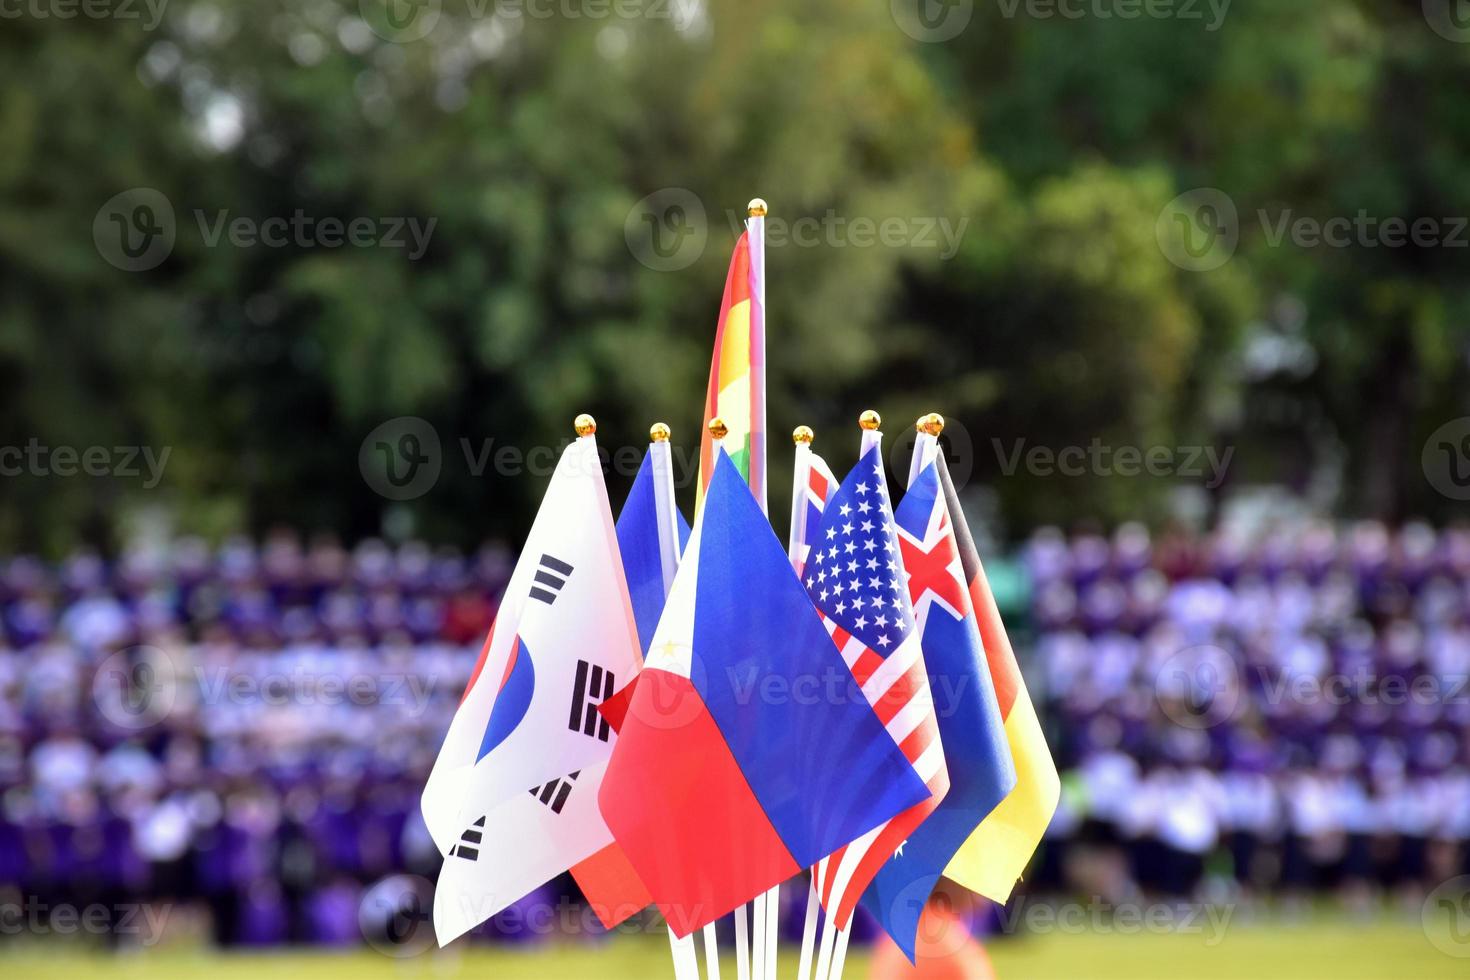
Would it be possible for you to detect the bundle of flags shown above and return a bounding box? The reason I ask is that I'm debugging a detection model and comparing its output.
[420,202,1059,972]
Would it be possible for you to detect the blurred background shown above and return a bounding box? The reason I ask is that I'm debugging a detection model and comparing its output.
[3,0,1470,976]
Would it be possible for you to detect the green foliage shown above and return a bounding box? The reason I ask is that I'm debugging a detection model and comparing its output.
[0,0,1466,552]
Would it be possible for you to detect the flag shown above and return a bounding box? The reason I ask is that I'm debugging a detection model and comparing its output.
[793,448,838,578]
[697,224,765,510]
[422,434,643,939]
[857,459,1018,960]
[599,451,930,937]
[436,760,628,944]
[800,445,950,929]
[569,447,690,929]
[935,455,1059,901]
[616,449,691,652]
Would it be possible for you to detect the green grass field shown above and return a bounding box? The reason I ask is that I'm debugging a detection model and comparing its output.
[2,913,1465,980]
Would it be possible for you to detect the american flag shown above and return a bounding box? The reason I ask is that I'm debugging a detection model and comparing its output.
[801,446,950,928]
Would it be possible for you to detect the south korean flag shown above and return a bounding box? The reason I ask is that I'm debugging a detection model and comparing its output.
[421,432,642,865]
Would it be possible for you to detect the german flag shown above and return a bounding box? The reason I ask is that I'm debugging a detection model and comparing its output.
[935,454,1060,902]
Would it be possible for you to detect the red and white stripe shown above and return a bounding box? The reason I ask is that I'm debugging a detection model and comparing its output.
[811,616,950,927]
[794,453,838,578]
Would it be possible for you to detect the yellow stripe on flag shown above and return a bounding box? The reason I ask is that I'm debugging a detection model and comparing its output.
[941,689,1059,903]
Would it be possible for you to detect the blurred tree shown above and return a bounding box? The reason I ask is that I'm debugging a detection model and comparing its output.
[0,0,1465,554]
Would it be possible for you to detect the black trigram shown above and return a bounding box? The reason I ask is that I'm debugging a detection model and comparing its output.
[450,816,486,861]
[528,770,580,814]
[528,554,574,604]
[569,660,614,741]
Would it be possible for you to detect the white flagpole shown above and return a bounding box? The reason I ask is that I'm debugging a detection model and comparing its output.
[746,198,770,980]
[710,420,747,980]
[748,198,768,513]
[812,902,838,980]
[827,924,853,980]
[909,413,942,490]
[796,879,821,980]
[786,426,819,980]
[815,411,886,980]
[649,423,704,980]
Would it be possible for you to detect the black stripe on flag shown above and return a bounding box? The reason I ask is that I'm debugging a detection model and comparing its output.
[529,554,575,605]
[568,660,613,741]
[551,780,573,813]
[528,770,580,815]
[541,554,574,576]
[451,817,487,861]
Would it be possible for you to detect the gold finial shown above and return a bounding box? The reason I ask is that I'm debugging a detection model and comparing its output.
[793,425,814,446]
[649,422,671,442]
[747,198,768,217]
[920,412,945,436]
[708,417,729,440]
[574,413,597,437]
[859,409,882,431]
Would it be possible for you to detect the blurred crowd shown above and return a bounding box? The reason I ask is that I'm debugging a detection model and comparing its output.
[1029,521,1470,907]
[0,532,507,945]
[2,521,1469,947]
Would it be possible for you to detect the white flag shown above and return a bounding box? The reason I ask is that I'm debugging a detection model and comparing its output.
[420,434,642,856]
[433,760,616,945]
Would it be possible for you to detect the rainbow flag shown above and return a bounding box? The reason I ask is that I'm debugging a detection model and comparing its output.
[697,215,765,512]
[934,453,1060,902]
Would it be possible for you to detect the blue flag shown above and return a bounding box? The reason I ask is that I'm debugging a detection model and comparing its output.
[616,450,691,653]
[858,460,1018,961]
[601,451,932,937]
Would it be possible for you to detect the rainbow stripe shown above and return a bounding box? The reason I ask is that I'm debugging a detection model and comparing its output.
[698,224,765,512]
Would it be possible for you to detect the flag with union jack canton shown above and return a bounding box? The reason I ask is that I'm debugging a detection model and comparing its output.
[793,450,838,578]
[801,445,950,928]
[857,456,1017,960]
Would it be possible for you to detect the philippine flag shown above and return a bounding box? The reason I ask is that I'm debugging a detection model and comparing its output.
[599,450,931,937]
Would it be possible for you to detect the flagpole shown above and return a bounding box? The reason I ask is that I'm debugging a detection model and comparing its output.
[909,413,943,490]
[827,925,853,980]
[796,877,821,980]
[711,417,753,980]
[816,410,885,980]
[649,422,706,980]
[745,199,770,980]
[789,426,822,980]
[748,198,768,514]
